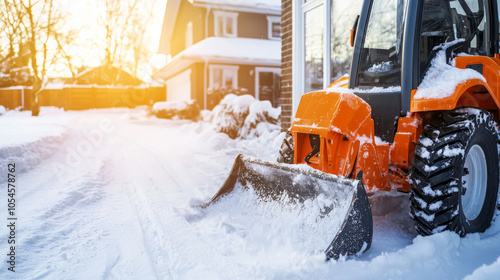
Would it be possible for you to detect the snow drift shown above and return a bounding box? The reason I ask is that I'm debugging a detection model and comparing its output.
[210,94,281,139]
[151,100,200,120]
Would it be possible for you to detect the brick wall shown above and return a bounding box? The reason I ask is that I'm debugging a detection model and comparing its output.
[280,0,293,131]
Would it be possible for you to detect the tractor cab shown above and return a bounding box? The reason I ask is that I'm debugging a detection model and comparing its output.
[349,0,497,142]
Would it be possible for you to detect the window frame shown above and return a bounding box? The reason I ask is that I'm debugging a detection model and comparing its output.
[292,0,362,116]
[209,64,239,89]
[214,10,238,37]
[255,67,281,100]
[267,16,281,40]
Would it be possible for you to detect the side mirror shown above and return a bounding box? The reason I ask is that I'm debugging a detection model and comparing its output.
[350,15,360,47]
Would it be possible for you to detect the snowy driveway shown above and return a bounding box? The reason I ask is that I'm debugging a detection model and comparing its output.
[0,108,499,279]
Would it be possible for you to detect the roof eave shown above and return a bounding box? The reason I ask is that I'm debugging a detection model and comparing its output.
[192,3,280,15]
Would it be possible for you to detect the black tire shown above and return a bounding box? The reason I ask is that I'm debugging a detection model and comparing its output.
[410,108,499,236]
[277,132,294,164]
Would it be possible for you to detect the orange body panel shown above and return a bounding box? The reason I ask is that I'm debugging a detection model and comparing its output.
[291,90,395,192]
[411,56,500,113]
[291,54,500,193]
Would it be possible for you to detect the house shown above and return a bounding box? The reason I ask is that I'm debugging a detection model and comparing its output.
[154,0,281,109]
[74,65,143,86]
[280,0,363,130]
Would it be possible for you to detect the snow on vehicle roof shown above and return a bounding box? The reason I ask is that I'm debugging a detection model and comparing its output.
[414,40,485,100]
[172,37,281,65]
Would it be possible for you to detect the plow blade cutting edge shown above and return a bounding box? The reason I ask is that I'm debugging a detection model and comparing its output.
[203,154,373,260]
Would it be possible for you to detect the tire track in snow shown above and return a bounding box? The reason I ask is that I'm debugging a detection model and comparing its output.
[116,148,173,280]
[0,156,111,279]
[111,123,244,279]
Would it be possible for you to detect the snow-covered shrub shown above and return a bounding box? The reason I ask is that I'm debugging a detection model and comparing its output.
[207,87,249,110]
[151,100,200,121]
[0,105,6,116]
[240,100,281,138]
[211,94,281,139]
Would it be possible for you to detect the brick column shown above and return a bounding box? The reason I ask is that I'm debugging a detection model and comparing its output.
[280,0,293,132]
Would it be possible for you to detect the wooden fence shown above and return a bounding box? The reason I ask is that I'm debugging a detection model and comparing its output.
[0,86,166,111]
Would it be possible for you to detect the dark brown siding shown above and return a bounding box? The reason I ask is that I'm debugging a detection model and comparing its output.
[238,12,268,39]
[208,10,272,39]
[281,0,293,131]
[191,63,206,108]
[170,1,205,57]
[207,11,214,37]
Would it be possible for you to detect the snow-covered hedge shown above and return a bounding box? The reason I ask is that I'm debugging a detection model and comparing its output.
[0,105,6,116]
[210,94,280,139]
[151,100,200,121]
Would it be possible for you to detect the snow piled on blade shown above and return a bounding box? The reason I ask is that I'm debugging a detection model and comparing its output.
[189,180,353,269]
[414,40,486,100]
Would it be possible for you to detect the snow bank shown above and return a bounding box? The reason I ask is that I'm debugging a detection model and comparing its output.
[464,256,500,280]
[0,105,6,116]
[415,40,486,100]
[210,94,281,139]
[151,100,200,121]
[0,108,70,182]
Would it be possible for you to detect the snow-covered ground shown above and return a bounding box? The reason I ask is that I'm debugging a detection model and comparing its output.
[0,107,499,279]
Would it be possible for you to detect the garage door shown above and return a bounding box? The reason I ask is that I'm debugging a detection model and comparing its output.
[166,69,191,101]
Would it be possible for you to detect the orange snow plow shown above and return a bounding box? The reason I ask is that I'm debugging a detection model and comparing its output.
[206,0,500,259]
[204,154,373,259]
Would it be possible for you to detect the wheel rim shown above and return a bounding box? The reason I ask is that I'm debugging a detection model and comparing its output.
[461,144,488,221]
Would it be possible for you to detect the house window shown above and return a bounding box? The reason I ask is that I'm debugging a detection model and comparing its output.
[330,0,363,80]
[293,0,362,114]
[186,22,193,48]
[304,4,324,93]
[214,11,238,37]
[267,16,281,39]
[209,65,238,89]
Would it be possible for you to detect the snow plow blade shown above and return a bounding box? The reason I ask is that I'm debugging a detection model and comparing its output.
[204,154,373,260]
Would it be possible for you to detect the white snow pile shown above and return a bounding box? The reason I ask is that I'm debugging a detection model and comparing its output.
[151,100,200,120]
[209,94,281,139]
[415,40,486,100]
[0,107,69,182]
[184,179,354,273]
[0,105,6,116]
[464,256,500,280]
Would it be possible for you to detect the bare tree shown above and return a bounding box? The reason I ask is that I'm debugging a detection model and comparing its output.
[0,0,25,59]
[98,0,156,81]
[17,0,74,116]
[129,0,156,78]
[54,30,79,79]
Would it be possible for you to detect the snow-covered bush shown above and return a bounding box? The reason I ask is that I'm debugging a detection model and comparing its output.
[210,94,280,139]
[0,105,6,116]
[151,100,200,121]
[207,87,249,110]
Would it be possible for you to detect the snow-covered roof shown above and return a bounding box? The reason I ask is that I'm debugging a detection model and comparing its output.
[192,0,281,13]
[178,37,280,63]
[158,0,281,54]
[155,37,281,79]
